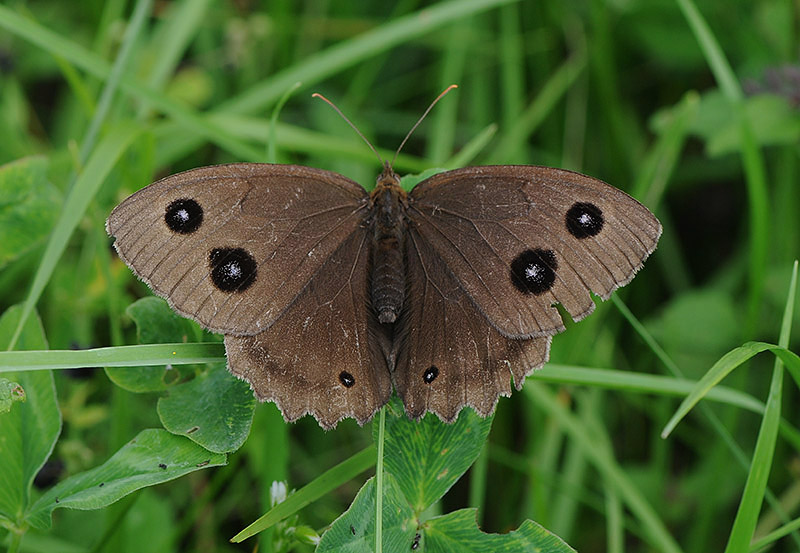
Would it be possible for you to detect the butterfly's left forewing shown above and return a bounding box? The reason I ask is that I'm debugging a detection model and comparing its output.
[408,166,661,339]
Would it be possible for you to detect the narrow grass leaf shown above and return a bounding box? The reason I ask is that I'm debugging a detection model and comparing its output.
[0,343,225,373]
[723,262,796,552]
[0,6,262,162]
[490,52,586,162]
[536,365,764,414]
[7,123,142,351]
[526,383,683,553]
[231,446,376,542]
[445,123,498,168]
[661,342,800,438]
[105,297,199,393]
[218,0,520,115]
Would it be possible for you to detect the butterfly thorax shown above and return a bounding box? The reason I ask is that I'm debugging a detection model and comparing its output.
[369,165,408,324]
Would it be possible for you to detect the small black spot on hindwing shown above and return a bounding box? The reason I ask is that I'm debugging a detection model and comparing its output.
[411,533,421,550]
[339,371,355,388]
[165,198,203,234]
[510,249,557,295]
[209,248,257,292]
[566,202,604,238]
[423,366,438,384]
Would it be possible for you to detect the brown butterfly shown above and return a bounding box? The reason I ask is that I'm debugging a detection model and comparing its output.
[106,94,660,429]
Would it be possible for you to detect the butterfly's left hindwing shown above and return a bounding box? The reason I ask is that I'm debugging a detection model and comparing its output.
[225,231,393,429]
[394,229,551,421]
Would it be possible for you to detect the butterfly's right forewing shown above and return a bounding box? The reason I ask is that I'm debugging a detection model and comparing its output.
[107,163,369,336]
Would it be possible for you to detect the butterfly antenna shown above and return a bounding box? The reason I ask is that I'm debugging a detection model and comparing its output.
[312,93,385,166]
[390,84,458,168]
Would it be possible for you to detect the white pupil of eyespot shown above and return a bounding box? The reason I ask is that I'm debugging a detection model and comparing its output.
[579,213,592,225]
[525,264,543,280]
[225,262,241,278]
[177,209,189,221]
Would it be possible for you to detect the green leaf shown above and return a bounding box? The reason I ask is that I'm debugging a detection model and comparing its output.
[380,397,493,512]
[157,363,255,453]
[662,341,800,437]
[0,305,61,527]
[0,156,61,269]
[317,473,416,553]
[105,297,198,392]
[424,508,575,552]
[400,168,446,192]
[318,477,576,552]
[26,428,226,529]
[0,378,25,413]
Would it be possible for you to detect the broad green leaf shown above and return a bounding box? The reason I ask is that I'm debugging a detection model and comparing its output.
[317,473,416,553]
[26,428,226,529]
[157,363,255,453]
[0,156,61,269]
[424,508,575,552]
[0,378,25,413]
[105,297,198,392]
[317,474,575,552]
[688,91,800,156]
[380,397,493,512]
[0,305,61,527]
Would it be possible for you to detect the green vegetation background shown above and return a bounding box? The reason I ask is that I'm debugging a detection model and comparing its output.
[0,0,799,552]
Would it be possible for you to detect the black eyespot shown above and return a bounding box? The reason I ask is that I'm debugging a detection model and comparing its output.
[165,198,203,234]
[339,371,355,388]
[510,249,557,295]
[99,482,104,487]
[566,202,604,238]
[411,533,421,550]
[158,463,167,470]
[423,366,438,384]
[350,525,356,535]
[209,248,257,292]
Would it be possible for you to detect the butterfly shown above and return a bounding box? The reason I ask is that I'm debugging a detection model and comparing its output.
[106,94,660,430]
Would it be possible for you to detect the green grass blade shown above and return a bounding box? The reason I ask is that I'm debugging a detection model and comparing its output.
[230,446,376,543]
[0,6,263,161]
[7,123,142,351]
[526,383,683,553]
[674,0,742,100]
[675,0,769,333]
[489,51,586,162]
[78,0,151,163]
[0,343,225,372]
[445,123,497,168]
[723,261,797,552]
[750,517,800,552]
[218,0,519,116]
[661,342,800,438]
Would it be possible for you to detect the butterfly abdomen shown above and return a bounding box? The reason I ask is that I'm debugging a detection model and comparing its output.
[369,168,408,324]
